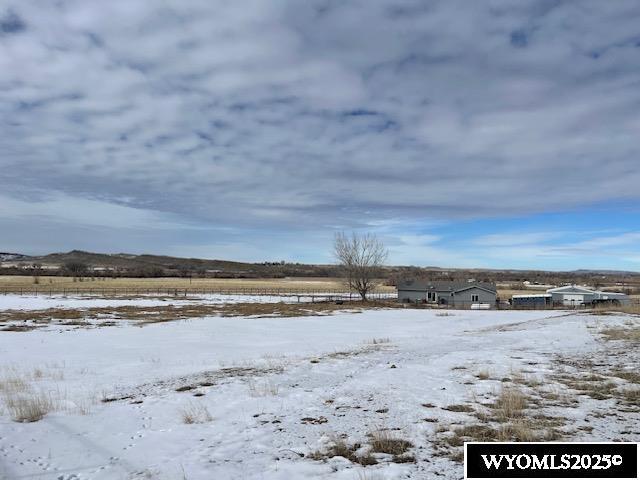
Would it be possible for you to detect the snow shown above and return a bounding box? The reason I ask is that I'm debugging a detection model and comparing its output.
[0,297,637,479]
[0,293,392,311]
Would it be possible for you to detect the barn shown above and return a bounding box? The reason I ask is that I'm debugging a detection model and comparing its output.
[396,280,497,308]
[547,285,597,306]
[546,285,630,306]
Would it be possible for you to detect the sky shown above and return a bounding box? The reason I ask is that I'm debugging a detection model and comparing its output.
[1,0,639,271]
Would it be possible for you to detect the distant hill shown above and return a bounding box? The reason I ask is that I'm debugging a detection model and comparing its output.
[1,250,639,288]
[0,252,28,261]
[6,250,341,278]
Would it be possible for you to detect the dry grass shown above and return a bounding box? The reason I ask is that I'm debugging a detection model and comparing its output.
[308,432,414,467]
[180,402,213,424]
[0,374,29,394]
[437,419,563,461]
[490,387,528,421]
[368,430,413,455]
[368,337,391,345]
[600,326,640,342]
[435,383,564,462]
[620,388,640,405]
[554,374,618,400]
[3,390,58,422]
[308,438,378,466]
[0,367,68,422]
[354,471,385,480]
[0,275,394,294]
[610,370,640,384]
[508,370,544,387]
[442,404,475,413]
[247,379,279,397]
[0,301,393,330]
[593,305,640,315]
[497,421,562,442]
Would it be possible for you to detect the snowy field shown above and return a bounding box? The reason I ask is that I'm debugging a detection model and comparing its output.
[0,293,369,311]
[0,296,638,479]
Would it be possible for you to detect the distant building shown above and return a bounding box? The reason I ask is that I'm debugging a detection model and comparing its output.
[546,285,597,306]
[513,285,630,307]
[512,293,552,308]
[396,280,497,308]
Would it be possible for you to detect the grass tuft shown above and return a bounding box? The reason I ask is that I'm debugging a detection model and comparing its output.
[369,430,413,455]
[181,402,213,424]
[491,387,528,421]
[3,390,57,422]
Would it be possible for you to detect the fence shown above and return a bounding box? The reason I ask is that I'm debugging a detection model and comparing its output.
[0,287,396,302]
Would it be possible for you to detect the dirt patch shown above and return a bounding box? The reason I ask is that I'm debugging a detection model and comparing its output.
[442,404,474,413]
[301,416,328,425]
[307,437,378,466]
[308,431,415,467]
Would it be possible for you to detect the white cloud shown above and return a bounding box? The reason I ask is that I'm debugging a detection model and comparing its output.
[1,1,640,265]
[0,192,188,230]
[474,232,563,247]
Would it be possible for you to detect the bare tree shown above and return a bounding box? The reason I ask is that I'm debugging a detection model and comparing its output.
[64,261,88,280]
[334,232,388,301]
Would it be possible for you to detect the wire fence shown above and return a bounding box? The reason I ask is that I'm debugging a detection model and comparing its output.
[0,287,397,302]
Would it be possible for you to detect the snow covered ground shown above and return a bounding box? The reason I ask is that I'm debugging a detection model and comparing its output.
[0,293,355,311]
[0,297,638,479]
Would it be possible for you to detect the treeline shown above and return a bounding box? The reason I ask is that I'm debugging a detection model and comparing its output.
[0,261,343,279]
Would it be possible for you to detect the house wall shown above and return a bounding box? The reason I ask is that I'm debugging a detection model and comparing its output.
[397,289,426,302]
[452,287,496,307]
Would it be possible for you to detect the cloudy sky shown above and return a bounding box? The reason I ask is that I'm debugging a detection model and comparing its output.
[1,0,639,270]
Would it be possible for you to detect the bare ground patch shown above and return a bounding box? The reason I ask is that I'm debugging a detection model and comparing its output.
[307,430,415,466]
[0,300,401,331]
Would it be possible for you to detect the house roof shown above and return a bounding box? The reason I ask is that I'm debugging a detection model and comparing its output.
[512,294,552,298]
[546,285,596,294]
[397,280,496,294]
[594,291,629,299]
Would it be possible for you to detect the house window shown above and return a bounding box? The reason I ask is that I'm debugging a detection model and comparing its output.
[472,294,479,302]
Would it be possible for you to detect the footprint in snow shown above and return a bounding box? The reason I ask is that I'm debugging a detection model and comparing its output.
[34,456,52,471]
[91,464,109,474]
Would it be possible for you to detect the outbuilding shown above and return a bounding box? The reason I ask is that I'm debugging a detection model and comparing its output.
[546,285,630,306]
[512,293,552,308]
